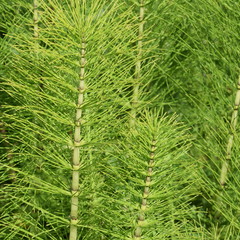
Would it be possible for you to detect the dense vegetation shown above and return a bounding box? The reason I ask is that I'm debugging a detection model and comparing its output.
[0,0,239,239]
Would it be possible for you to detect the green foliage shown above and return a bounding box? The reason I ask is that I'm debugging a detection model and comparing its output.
[97,111,205,239]
[0,0,239,239]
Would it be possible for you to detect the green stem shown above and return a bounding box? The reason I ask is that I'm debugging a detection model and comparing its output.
[33,0,39,52]
[130,0,144,126]
[220,75,240,186]
[33,0,45,164]
[69,38,86,240]
[133,138,156,239]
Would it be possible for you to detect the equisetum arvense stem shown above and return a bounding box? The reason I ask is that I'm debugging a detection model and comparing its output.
[33,0,39,51]
[133,138,156,239]
[220,75,240,186]
[69,38,86,240]
[130,0,144,126]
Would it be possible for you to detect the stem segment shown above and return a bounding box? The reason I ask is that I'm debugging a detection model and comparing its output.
[33,0,39,52]
[130,0,144,126]
[220,75,240,186]
[133,138,156,239]
[69,38,86,240]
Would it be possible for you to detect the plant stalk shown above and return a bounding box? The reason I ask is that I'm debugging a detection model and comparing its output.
[69,38,86,240]
[130,0,144,126]
[133,138,156,239]
[33,0,39,52]
[220,75,240,186]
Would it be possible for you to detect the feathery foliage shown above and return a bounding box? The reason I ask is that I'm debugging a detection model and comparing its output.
[1,0,240,239]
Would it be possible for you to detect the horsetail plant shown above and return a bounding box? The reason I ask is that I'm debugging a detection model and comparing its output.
[1,0,240,239]
[96,110,207,239]
[0,0,145,238]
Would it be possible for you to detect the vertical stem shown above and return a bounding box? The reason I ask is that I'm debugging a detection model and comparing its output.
[69,38,86,240]
[33,0,39,52]
[130,0,144,126]
[133,138,156,239]
[33,0,44,159]
[220,75,240,186]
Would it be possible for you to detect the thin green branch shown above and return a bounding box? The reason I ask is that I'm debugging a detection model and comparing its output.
[220,74,240,186]
[69,37,86,240]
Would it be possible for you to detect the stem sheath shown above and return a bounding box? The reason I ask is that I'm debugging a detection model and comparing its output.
[133,139,156,239]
